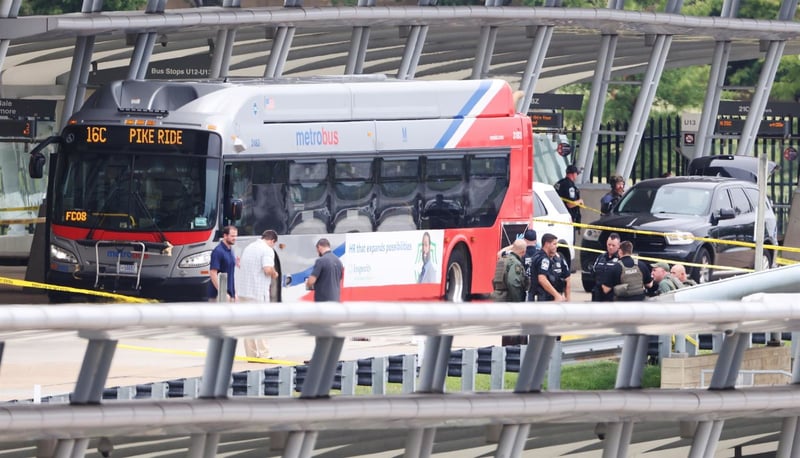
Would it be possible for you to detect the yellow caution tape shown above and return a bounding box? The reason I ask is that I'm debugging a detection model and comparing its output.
[0,205,39,212]
[0,217,45,225]
[776,256,799,266]
[539,216,800,254]
[560,196,603,214]
[118,343,302,366]
[572,244,749,273]
[0,275,153,303]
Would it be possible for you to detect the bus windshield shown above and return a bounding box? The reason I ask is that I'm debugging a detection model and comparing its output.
[52,150,219,232]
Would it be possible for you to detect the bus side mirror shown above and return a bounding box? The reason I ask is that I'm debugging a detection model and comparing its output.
[225,198,243,221]
[28,135,62,179]
[29,152,46,178]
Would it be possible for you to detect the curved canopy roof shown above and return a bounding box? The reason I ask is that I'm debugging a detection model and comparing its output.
[2,6,800,98]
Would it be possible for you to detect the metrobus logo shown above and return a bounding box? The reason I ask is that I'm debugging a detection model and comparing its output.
[296,127,339,146]
[106,251,147,259]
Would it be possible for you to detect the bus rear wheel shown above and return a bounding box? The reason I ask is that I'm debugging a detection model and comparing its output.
[445,246,471,302]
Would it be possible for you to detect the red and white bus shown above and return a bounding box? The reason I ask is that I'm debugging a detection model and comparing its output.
[29,77,533,302]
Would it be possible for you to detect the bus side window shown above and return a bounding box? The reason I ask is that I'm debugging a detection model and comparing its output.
[466,154,509,228]
[332,159,375,233]
[287,160,331,234]
[421,157,465,229]
[376,158,420,232]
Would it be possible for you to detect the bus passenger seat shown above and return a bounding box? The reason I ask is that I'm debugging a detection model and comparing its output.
[376,207,416,232]
[333,209,374,233]
[289,211,329,235]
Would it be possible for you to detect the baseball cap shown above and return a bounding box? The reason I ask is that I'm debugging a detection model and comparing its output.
[651,261,670,271]
[566,164,580,174]
[523,229,537,241]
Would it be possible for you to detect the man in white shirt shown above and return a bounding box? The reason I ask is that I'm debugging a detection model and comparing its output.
[238,229,279,359]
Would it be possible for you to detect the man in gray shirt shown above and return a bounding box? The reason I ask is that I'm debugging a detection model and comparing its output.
[305,238,344,302]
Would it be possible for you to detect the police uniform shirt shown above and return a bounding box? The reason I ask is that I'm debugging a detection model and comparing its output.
[591,252,619,301]
[555,177,581,223]
[533,253,568,300]
[552,253,570,286]
[522,246,539,296]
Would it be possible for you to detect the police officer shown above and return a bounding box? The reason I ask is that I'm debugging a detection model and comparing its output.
[533,233,570,302]
[589,232,620,302]
[601,240,653,302]
[554,165,584,228]
[649,261,682,296]
[491,239,529,303]
[600,176,625,215]
[505,239,529,302]
[521,229,540,301]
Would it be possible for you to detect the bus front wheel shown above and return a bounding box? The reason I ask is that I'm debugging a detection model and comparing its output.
[445,246,471,302]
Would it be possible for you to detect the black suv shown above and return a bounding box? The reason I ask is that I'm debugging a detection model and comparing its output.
[580,176,778,291]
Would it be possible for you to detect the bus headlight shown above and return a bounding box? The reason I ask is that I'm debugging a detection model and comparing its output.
[179,251,211,269]
[50,244,78,264]
[665,231,695,245]
[583,228,601,242]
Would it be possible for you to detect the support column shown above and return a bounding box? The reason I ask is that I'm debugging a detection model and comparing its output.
[693,0,739,158]
[616,0,681,180]
[0,0,22,79]
[575,33,618,181]
[734,0,797,156]
[776,328,800,457]
[52,336,117,458]
[688,332,749,457]
[344,0,375,75]
[514,0,561,113]
[495,335,557,457]
[397,25,428,80]
[469,0,505,80]
[265,26,296,78]
[282,336,345,458]
[617,33,673,180]
[601,334,648,457]
[405,335,453,457]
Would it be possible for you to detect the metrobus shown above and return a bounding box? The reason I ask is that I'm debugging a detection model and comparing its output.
[28,77,534,303]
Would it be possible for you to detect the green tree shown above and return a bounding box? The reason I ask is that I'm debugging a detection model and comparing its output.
[20,0,147,15]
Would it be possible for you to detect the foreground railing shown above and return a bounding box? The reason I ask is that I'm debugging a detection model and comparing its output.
[1,296,800,458]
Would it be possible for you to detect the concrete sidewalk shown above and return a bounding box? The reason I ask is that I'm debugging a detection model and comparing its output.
[0,333,500,402]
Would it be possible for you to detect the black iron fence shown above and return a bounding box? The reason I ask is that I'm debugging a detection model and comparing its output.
[563,115,798,241]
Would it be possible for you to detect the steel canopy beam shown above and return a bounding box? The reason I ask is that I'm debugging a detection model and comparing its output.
[3,8,800,42]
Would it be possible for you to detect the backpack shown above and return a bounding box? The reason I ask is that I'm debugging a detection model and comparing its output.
[613,263,645,298]
[490,256,509,302]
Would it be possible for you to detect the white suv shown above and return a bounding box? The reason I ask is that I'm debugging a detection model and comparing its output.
[533,181,575,268]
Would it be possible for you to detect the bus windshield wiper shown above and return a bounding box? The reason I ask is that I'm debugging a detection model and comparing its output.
[130,189,169,245]
[86,186,122,241]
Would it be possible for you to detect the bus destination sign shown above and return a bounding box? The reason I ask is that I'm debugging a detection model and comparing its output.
[65,125,206,154]
[85,126,184,145]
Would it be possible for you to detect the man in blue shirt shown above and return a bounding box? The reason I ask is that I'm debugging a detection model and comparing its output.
[209,225,239,301]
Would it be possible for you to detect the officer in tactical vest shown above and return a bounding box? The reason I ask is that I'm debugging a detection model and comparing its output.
[532,233,570,301]
[601,240,653,301]
[497,229,539,300]
[491,239,529,303]
[494,239,531,346]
